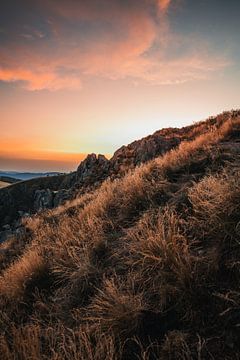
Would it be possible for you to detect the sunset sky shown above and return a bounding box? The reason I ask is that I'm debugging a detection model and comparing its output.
[0,0,240,172]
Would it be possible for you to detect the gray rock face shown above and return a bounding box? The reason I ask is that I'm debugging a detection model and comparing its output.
[53,189,72,207]
[34,189,53,211]
[76,154,110,185]
[110,135,180,173]
[33,188,72,210]
[0,222,26,244]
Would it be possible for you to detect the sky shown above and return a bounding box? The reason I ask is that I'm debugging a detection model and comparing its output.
[0,0,240,172]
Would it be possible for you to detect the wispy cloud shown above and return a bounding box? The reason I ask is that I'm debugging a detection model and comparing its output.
[0,68,82,91]
[0,0,230,91]
[157,0,171,12]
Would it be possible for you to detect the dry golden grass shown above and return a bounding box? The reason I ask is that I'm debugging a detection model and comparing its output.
[125,208,194,311]
[80,278,144,337]
[0,247,47,300]
[0,324,118,360]
[1,111,240,359]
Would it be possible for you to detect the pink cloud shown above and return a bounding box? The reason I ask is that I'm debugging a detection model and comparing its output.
[0,68,82,91]
[0,0,230,91]
[157,0,171,12]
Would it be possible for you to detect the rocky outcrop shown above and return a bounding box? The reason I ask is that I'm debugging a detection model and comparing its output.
[0,173,68,228]
[110,135,180,174]
[76,153,110,185]
[34,189,53,211]
[74,135,181,187]
[53,189,72,207]
[33,188,73,211]
[0,219,27,244]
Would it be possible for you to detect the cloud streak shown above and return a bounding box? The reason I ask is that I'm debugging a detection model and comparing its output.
[0,0,230,91]
[157,0,171,12]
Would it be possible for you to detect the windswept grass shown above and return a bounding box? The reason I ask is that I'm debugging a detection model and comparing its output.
[0,111,240,359]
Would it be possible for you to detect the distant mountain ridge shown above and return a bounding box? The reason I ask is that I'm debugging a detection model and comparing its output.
[0,171,63,181]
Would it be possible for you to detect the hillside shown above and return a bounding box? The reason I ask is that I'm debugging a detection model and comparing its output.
[0,172,62,181]
[0,173,72,230]
[0,175,20,184]
[0,181,10,189]
[0,110,240,359]
[0,175,20,189]
[0,110,237,231]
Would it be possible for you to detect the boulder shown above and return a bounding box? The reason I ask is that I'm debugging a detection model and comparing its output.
[76,154,110,185]
[111,135,180,170]
[53,189,72,207]
[33,189,53,211]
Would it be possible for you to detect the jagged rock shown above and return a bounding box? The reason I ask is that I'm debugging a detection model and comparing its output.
[76,153,110,185]
[110,135,180,173]
[53,189,72,207]
[34,189,53,211]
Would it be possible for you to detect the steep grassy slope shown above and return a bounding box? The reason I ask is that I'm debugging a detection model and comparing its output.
[0,112,240,359]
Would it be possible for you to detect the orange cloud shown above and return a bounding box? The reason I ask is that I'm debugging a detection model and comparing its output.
[157,0,171,12]
[0,0,230,91]
[0,67,82,91]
